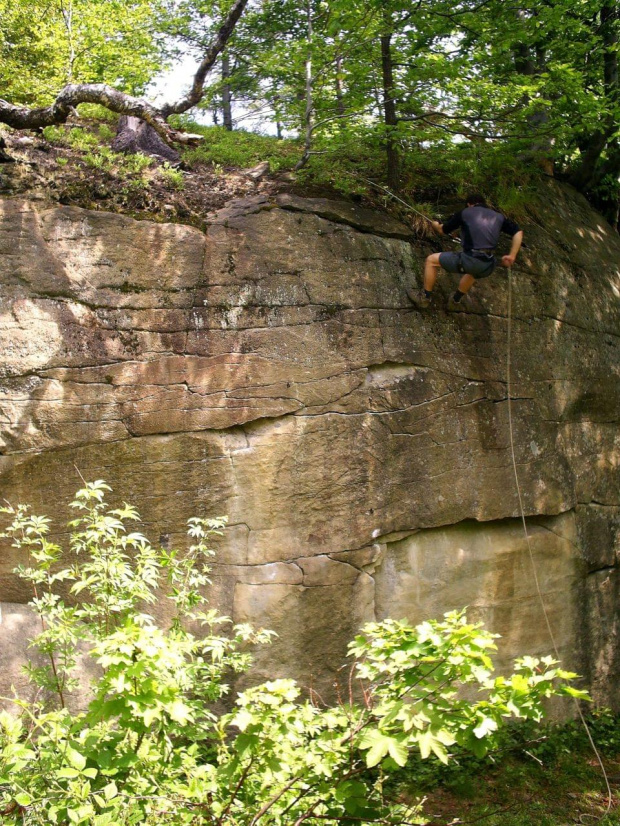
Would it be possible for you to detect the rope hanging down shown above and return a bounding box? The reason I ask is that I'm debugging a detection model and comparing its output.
[505,266,612,820]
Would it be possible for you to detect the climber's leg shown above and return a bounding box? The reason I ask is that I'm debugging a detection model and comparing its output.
[447,274,475,311]
[457,273,475,294]
[448,258,494,311]
[407,252,442,307]
[423,252,442,292]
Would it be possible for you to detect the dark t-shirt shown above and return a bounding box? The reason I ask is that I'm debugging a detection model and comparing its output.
[442,205,521,253]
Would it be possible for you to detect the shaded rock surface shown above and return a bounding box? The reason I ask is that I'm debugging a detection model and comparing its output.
[0,182,619,706]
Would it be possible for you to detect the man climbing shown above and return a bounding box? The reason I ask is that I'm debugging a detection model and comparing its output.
[409,194,523,311]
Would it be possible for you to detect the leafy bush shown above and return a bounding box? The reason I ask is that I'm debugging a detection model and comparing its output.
[0,482,586,825]
[95,124,117,143]
[42,125,155,189]
[160,163,185,191]
[296,128,537,220]
[177,123,301,172]
[42,126,101,151]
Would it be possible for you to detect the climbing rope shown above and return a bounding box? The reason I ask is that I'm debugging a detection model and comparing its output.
[362,178,437,224]
[360,178,460,243]
[505,266,613,820]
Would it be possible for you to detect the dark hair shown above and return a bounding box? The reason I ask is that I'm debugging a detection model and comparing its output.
[466,193,487,206]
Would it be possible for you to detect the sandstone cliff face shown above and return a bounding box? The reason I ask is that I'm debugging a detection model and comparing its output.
[0,184,618,705]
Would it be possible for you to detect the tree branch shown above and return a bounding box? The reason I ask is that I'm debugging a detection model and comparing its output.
[0,0,251,143]
[161,0,250,117]
[0,85,197,145]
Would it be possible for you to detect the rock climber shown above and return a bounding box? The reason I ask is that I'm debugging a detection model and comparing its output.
[409,194,523,311]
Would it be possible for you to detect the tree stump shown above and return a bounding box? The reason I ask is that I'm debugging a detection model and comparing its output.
[112,116,180,164]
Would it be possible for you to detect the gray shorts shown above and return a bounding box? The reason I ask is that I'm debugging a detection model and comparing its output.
[439,251,496,280]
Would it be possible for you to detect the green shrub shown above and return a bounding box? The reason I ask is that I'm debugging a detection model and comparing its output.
[118,152,152,177]
[83,148,114,171]
[67,128,101,151]
[44,126,104,152]
[178,123,301,172]
[0,482,586,825]
[97,124,116,143]
[160,163,185,190]
[43,125,68,145]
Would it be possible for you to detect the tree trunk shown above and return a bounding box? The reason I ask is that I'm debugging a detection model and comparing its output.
[568,128,612,191]
[161,0,249,117]
[601,0,618,97]
[380,24,399,190]
[112,115,180,163]
[222,51,233,131]
[569,1,618,195]
[295,0,314,170]
[0,84,193,146]
[335,54,345,117]
[512,12,554,172]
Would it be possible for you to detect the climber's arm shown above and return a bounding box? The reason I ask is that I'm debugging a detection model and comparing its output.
[436,211,462,237]
[502,230,523,268]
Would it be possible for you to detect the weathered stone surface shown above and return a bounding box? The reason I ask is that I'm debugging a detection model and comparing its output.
[232,573,375,690]
[575,505,620,571]
[275,193,413,239]
[0,603,101,712]
[584,568,620,707]
[0,604,42,705]
[0,182,618,705]
[374,513,585,673]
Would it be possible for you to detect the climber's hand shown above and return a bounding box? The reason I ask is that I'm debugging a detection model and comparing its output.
[431,220,443,235]
[502,254,516,267]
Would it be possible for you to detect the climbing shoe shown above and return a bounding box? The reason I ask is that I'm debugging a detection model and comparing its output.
[447,295,467,312]
[407,288,432,309]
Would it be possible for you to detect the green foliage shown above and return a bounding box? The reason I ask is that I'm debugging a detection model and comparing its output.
[288,130,535,220]
[97,124,116,143]
[178,123,301,172]
[174,0,617,221]
[2,0,619,221]
[3,0,617,222]
[43,125,99,150]
[393,709,620,826]
[0,0,168,105]
[514,707,620,764]
[43,125,155,186]
[0,482,588,825]
[73,105,124,125]
[388,708,620,799]
[159,163,185,191]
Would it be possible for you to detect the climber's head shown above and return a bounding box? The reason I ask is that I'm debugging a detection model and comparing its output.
[466,193,487,207]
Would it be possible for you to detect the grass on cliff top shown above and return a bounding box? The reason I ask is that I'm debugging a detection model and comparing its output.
[173,117,536,218]
[2,110,548,244]
[178,121,302,171]
[27,110,539,221]
[398,711,620,825]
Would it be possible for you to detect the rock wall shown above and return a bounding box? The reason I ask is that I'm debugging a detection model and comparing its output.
[0,184,619,705]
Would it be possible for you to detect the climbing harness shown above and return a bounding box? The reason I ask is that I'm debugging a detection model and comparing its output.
[505,266,612,820]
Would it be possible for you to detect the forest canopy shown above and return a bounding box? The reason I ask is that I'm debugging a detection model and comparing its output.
[0,0,618,226]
